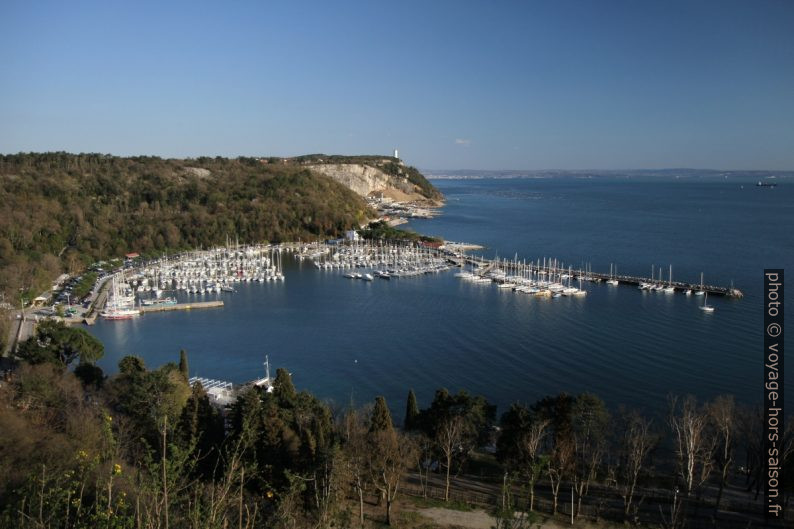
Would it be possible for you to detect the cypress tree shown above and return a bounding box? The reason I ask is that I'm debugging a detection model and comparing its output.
[179,349,189,380]
[370,396,394,433]
[274,368,297,406]
[404,389,420,431]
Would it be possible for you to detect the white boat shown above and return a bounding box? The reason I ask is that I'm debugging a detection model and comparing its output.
[607,264,619,286]
[363,273,374,281]
[695,272,705,296]
[663,265,675,293]
[101,307,140,320]
[700,293,715,312]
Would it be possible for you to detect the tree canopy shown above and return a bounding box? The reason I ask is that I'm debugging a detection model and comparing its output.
[0,152,372,300]
[16,319,104,367]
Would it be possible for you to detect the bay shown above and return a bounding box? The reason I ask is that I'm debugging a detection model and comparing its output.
[92,174,793,420]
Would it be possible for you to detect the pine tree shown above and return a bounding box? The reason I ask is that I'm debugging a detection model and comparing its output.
[179,349,189,380]
[405,389,420,431]
[370,396,394,433]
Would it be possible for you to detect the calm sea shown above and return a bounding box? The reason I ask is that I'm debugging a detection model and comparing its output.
[92,174,792,421]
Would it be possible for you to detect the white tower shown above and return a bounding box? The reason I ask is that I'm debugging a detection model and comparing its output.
[393,148,399,160]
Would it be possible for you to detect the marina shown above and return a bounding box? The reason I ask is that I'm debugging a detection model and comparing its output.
[83,239,742,324]
[88,176,790,422]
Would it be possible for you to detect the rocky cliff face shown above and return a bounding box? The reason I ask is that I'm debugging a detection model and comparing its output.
[307,163,438,203]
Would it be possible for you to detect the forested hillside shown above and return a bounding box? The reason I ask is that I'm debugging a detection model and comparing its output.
[0,153,371,300]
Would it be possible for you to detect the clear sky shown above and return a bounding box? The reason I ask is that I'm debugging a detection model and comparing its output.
[1,0,792,170]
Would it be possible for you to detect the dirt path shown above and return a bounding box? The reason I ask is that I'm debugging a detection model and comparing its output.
[417,507,616,529]
[417,507,495,529]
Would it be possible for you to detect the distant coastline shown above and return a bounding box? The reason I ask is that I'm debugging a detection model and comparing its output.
[423,168,793,180]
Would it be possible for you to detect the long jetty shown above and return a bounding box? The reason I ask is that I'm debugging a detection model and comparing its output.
[448,255,743,298]
[139,300,224,313]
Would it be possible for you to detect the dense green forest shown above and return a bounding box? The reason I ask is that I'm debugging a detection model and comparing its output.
[1,322,792,528]
[0,153,374,301]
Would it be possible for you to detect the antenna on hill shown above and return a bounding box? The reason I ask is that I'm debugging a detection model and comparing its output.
[264,354,270,381]
[393,148,399,160]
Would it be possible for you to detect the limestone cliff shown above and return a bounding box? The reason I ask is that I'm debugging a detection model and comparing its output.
[302,157,443,204]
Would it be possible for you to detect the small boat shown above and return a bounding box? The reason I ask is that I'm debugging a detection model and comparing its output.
[699,293,715,313]
[756,180,777,188]
[363,273,374,281]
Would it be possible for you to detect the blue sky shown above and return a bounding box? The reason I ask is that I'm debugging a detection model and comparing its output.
[1,0,792,169]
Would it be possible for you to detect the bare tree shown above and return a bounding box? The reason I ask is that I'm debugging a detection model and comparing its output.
[311,446,348,529]
[571,394,609,518]
[410,432,434,498]
[668,395,711,497]
[547,438,573,515]
[437,415,469,501]
[367,428,416,526]
[616,410,655,520]
[341,407,369,527]
[708,395,735,510]
[521,418,549,511]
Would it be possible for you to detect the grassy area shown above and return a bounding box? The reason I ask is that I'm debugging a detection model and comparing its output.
[406,495,475,513]
[466,450,504,483]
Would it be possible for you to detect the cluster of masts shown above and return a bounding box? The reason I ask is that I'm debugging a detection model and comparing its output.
[136,246,285,297]
[456,256,588,297]
[454,256,718,311]
[101,273,141,319]
[637,266,714,311]
[100,245,286,319]
[310,240,452,279]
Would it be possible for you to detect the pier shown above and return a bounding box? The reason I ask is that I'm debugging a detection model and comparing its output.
[452,255,743,298]
[139,300,224,313]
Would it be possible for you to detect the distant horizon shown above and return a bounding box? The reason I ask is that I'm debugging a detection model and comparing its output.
[2,150,792,174]
[422,167,794,174]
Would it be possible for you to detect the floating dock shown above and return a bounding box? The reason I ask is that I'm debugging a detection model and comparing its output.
[140,300,224,313]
